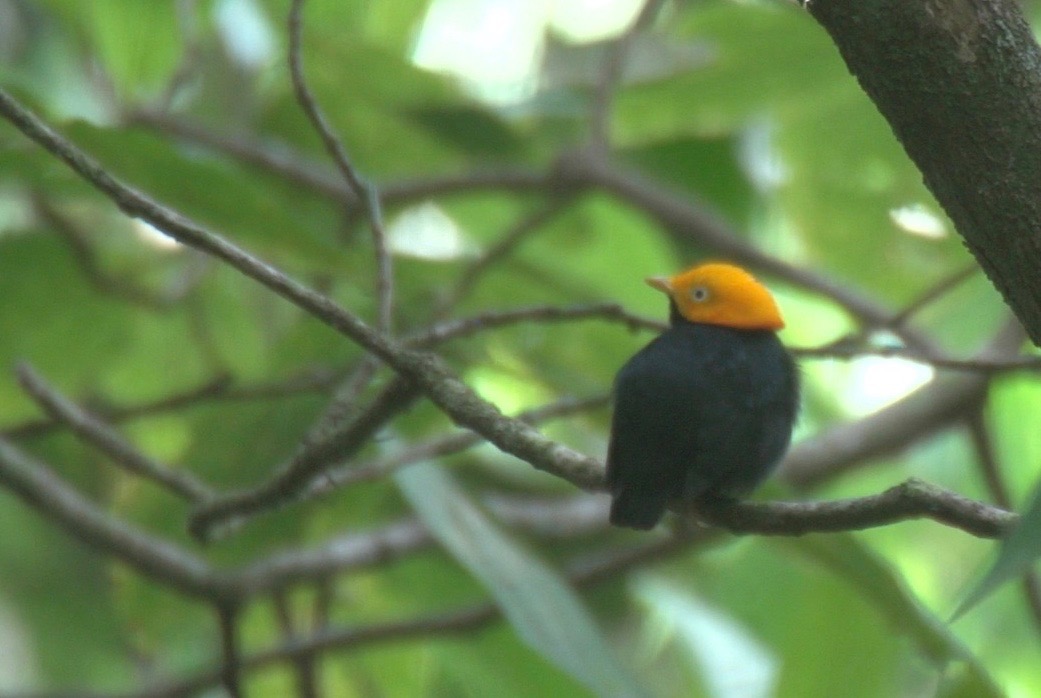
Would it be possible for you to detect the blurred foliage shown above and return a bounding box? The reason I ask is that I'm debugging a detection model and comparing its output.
[0,0,1039,695]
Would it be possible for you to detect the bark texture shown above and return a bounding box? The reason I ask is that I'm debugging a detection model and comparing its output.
[808,0,1041,345]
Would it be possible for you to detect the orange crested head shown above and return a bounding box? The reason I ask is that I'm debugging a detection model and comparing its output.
[646,262,784,331]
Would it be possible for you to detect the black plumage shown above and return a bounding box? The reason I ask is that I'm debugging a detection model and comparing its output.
[606,304,799,530]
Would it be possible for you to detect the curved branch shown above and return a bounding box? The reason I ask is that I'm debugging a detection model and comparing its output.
[696,478,1015,539]
[287,0,393,333]
[16,364,213,502]
[0,88,1023,559]
[126,109,551,210]
[189,376,420,541]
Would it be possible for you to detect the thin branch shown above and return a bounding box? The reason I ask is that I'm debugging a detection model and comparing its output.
[3,370,335,439]
[888,263,978,329]
[188,376,421,541]
[234,495,607,599]
[310,393,610,495]
[792,343,1041,373]
[127,109,551,210]
[0,88,607,521]
[16,364,212,502]
[126,108,347,199]
[481,492,609,538]
[234,518,429,596]
[126,529,701,698]
[696,478,1015,539]
[783,317,1026,488]
[435,199,575,314]
[804,262,981,357]
[233,494,608,598]
[0,437,225,600]
[216,603,242,698]
[287,0,393,334]
[271,591,320,698]
[34,195,187,310]
[406,303,662,347]
[588,0,666,151]
[232,494,606,600]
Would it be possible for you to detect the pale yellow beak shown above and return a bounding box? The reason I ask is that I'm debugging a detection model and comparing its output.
[645,276,672,294]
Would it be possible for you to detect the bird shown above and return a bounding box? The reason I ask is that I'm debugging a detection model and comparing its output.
[606,262,799,530]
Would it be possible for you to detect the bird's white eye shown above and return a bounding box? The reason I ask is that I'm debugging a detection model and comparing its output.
[690,286,710,302]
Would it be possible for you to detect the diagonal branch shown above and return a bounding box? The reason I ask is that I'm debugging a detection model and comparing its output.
[588,0,667,151]
[287,0,393,334]
[16,364,213,502]
[888,263,978,329]
[0,437,225,600]
[126,108,553,211]
[2,370,335,439]
[309,393,611,496]
[0,88,606,534]
[188,376,420,540]
[434,199,574,314]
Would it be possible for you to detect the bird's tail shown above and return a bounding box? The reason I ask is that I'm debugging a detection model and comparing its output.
[609,491,666,530]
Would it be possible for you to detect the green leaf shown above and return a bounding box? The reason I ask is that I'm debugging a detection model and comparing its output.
[396,463,646,698]
[953,479,1041,620]
[787,535,1001,696]
[69,0,182,97]
[614,3,842,144]
[0,499,131,689]
[61,122,349,270]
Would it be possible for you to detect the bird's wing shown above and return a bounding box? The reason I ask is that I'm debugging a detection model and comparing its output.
[606,340,703,527]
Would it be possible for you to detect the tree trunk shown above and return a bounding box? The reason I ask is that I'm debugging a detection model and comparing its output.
[807,0,1041,345]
